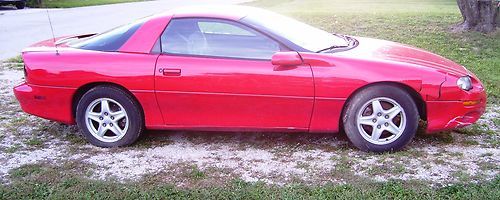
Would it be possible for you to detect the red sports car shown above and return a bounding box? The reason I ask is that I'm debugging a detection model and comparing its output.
[14,6,486,152]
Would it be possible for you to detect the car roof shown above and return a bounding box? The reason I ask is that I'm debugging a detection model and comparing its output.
[158,5,262,21]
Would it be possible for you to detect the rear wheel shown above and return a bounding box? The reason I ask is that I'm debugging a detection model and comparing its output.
[76,86,143,147]
[342,85,419,152]
[15,2,26,9]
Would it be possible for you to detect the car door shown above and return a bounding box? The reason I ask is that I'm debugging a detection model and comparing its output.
[154,18,314,130]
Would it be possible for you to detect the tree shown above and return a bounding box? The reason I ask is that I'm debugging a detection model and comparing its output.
[27,0,43,7]
[455,0,499,33]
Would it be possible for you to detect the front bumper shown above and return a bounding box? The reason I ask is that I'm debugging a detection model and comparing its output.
[426,89,487,133]
[13,82,76,124]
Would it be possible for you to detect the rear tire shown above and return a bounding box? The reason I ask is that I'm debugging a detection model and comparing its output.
[342,85,419,152]
[76,85,143,147]
[15,2,26,9]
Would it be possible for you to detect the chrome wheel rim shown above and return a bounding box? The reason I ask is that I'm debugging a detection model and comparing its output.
[85,98,129,143]
[356,97,406,145]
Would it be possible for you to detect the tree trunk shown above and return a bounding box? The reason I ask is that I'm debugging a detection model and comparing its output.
[455,0,499,33]
[496,1,500,27]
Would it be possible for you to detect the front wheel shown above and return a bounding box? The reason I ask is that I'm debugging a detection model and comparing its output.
[342,85,419,152]
[76,86,144,147]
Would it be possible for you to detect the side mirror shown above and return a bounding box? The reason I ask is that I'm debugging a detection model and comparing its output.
[271,52,303,67]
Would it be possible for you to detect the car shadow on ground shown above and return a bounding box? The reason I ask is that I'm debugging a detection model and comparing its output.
[137,129,353,151]
[123,126,452,152]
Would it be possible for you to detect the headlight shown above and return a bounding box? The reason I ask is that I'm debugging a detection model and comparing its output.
[457,76,472,91]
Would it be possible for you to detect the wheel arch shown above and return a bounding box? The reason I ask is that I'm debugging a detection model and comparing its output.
[340,81,427,129]
[71,82,144,121]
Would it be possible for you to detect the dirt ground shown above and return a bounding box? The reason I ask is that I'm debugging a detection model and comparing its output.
[0,67,498,187]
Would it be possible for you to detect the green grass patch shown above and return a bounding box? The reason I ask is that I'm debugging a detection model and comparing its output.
[9,164,45,178]
[27,0,150,8]
[188,166,206,180]
[456,124,496,136]
[4,55,23,64]
[25,137,44,147]
[3,144,21,154]
[1,55,24,70]
[417,131,455,144]
[1,164,499,200]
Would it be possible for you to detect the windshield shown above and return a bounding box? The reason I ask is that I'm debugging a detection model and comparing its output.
[68,18,146,52]
[243,10,347,52]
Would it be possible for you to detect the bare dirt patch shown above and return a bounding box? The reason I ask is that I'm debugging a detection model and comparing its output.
[0,68,498,186]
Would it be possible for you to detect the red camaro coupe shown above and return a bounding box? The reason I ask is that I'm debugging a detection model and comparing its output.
[14,6,486,152]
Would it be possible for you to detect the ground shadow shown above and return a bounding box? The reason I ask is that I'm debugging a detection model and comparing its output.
[137,128,454,149]
[137,129,352,150]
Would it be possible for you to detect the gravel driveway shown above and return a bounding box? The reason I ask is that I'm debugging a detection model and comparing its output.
[0,66,498,187]
[0,0,250,60]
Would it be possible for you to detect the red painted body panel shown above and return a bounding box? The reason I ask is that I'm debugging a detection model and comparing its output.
[425,72,487,132]
[308,98,345,133]
[14,83,75,124]
[13,7,487,135]
[154,55,314,129]
[426,99,486,132]
[19,49,164,128]
[120,15,172,54]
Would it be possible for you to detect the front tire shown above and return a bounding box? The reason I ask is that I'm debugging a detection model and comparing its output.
[342,85,419,152]
[76,86,143,147]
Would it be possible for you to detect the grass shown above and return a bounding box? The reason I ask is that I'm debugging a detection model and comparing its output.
[4,55,22,64]
[9,164,45,179]
[3,144,21,153]
[188,166,206,180]
[25,137,44,147]
[0,55,24,70]
[1,163,499,199]
[456,123,497,136]
[27,0,150,8]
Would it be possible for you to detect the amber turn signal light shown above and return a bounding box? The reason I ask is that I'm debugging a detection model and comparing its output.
[463,100,480,106]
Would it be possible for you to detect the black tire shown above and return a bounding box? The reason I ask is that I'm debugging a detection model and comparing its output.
[76,85,144,147]
[15,2,26,9]
[342,85,419,152]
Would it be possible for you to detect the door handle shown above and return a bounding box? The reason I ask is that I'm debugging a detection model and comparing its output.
[159,68,181,76]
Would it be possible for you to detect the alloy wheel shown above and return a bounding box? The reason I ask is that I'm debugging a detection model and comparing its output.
[84,98,129,143]
[356,97,407,145]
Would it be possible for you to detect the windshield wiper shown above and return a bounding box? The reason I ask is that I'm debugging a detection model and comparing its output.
[317,44,349,53]
[316,34,353,53]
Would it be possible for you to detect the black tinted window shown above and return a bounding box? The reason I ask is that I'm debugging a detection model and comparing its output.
[160,18,280,60]
[70,20,145,52]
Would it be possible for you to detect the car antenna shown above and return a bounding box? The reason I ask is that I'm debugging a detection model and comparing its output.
[45,8,59,55]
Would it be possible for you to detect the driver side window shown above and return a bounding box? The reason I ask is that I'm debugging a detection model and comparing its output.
[160,18,280,60]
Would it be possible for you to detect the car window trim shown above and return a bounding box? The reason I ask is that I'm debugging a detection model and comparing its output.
[155,17,291,60]
[160,52,273,62]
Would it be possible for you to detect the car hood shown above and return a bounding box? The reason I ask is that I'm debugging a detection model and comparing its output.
[338,37,469,76]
